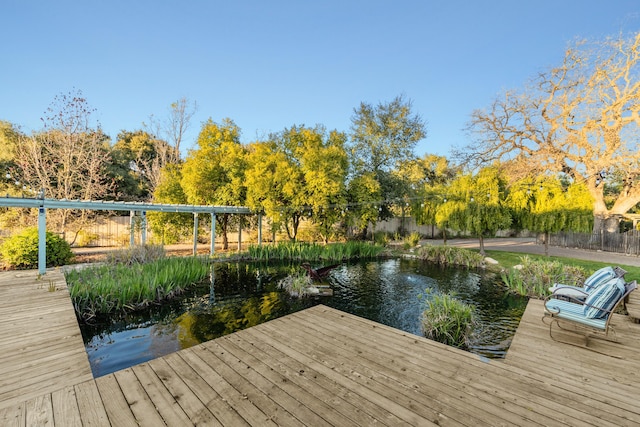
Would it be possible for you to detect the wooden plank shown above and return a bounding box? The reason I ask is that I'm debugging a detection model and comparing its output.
[189,345,304,427]
[159,351,249,426]
[94,374,138,427]
[25,394,54,427]
[216,333,367,427]
[0,402,25,427]
[262,309,552,426]
[147,356,221,426]
[0,270,92,412]
[177,348,279,427]
[112,368,167,427]
[74,380,110,426]
[202,339,336,427]
[131,362,193,426]
[311,305,640,426]
[51,386,82,427]
[220,331,392,427]
[237,324,442,426]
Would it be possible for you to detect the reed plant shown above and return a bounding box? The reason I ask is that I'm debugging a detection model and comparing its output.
[247,241,385,262]
[421,292,477,349]
[416,244,484,268]
[66,256,210,320]
[500,255,587,298]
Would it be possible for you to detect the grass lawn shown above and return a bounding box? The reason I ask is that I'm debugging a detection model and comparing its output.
[484,250,640,280]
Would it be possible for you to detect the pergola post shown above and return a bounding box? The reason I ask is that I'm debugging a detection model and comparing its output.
[257,213,262,246]
[129,210,135,247]
[141,211,147,245]
[193,212,199,256]
[38,207,46,275]
[237,217,242,252]
[210,213,216,255]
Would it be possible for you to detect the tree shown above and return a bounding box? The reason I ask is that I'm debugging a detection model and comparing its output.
[0,121,27,228]
[410,155,458,238]
[349,95,426,233]
[144,97,198,189]
[507,176,593,255]
[245,125,348,242]
[148,163,192,244]
[14,89,112,235]
[181,118,246,249]
[459,32,640,233]
[109,130,166,201]
[435,167,511,255]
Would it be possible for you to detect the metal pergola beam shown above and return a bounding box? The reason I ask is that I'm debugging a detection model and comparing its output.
[0,196,254,274]
[0,197,251,214]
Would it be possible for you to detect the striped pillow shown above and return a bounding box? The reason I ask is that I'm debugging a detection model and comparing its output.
[583,277,625,319]
[584,266,616,292]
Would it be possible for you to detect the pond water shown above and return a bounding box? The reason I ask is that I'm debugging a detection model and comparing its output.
[79,258,527,378]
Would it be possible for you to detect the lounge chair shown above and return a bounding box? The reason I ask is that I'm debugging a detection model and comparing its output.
[542,279,637,352]
[548,265,627,302]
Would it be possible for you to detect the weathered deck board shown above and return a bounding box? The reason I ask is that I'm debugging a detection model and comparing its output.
[0,270,93,411]
[2,266,640,426]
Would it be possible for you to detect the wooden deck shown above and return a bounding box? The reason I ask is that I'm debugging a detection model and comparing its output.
[0,270,93,411]
[1,271,640,426]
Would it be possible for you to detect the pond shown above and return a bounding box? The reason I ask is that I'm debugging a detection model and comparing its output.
[79,258,527,378]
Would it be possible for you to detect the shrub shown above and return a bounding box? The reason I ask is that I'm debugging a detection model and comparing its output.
[0,227,74,269]
[405,232,422,248]
[422,292,476,349]
[105,244,166,265]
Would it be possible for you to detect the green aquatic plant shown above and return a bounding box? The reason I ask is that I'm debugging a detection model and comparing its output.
[416,244,484,268]
[421,291,477,349]
[66,256,210,320]
[247,241,384,262]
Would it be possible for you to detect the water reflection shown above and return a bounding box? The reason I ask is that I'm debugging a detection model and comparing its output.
[80,259,527,377]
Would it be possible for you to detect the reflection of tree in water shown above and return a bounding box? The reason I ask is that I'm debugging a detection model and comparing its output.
[175,291,291,346]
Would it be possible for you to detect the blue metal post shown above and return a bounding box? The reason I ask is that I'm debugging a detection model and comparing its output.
[38,207,46,275]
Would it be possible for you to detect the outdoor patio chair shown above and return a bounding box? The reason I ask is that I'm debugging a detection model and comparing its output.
[542,279,637,352]
[548,265,627,302]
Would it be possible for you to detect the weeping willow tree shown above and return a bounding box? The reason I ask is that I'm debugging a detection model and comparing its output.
[435,166,512,255]
[507,176,593,255]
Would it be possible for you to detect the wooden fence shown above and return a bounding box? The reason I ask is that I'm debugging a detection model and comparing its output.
[546,230,640,256]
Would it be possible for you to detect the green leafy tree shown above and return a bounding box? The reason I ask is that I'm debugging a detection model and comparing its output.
[507,177,593,255]
[405,154,458,237]
[149,164,192,244]
[436,167,511,255]
[349,95,426,234]
[181,118,247,249]
[246,125,347,242]
[109,130,166,201]
[0,121,27,228]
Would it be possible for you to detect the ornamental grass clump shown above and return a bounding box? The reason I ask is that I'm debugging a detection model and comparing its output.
[501,255,587,298]
[421,292,477,349]
[278,273,314,297]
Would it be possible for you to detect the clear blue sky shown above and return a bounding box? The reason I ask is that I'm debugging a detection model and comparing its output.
[2,1,639,157]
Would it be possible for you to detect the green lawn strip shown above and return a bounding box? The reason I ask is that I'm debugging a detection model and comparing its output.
[484,250,640,281]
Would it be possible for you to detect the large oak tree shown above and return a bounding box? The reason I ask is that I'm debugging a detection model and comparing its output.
[459,32,640,232]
